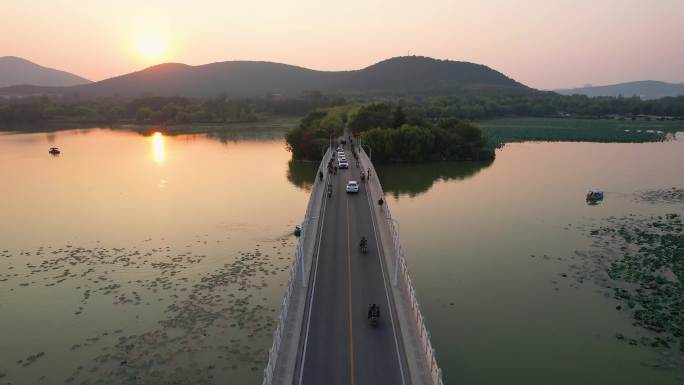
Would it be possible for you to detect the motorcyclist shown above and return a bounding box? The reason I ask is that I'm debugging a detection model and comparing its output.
[360,236,367,248]
[367,304,380,321]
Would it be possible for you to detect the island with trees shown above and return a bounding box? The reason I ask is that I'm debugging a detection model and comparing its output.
[286,103,494,162]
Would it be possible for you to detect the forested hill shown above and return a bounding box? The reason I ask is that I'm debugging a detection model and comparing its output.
[0,56,533,98]
[556,80,684,100]
[335,56,530,94]
[0,56,91,87]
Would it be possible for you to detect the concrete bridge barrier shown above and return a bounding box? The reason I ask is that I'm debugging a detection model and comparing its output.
[262,149,331,385]
[358,148,444,385]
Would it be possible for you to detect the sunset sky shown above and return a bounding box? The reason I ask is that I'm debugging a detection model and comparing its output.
[2,0,683,89]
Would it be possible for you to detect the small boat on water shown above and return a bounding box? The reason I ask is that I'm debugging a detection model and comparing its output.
[49,147,61,155]
[586,189,604,203]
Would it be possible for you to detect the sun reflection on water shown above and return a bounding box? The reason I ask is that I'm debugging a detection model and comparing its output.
[152,132,165,164]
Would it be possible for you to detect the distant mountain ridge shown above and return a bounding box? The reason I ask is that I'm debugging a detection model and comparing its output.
[0,56,533,98]
[556,80,684,100]
[0,56,91,87]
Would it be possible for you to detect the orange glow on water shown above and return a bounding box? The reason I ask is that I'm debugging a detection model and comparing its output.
[152,132,165,164]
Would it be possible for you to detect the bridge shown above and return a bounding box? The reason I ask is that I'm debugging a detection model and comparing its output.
[263,140,443,385]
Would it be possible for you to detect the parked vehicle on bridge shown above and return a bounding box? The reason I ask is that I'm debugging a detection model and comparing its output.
[339,160,349,169]
[346,181,359,193]
[368,304,380,327]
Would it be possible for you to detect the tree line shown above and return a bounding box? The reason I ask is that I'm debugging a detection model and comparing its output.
[285,106,348,160]
[3,91,684,127]
[398,93,684,121]
[0,92,345,125]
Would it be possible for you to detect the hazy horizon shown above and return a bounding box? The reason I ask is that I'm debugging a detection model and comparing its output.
[2,0,683,89]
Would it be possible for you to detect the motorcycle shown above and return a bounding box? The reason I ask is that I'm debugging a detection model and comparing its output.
[368,304,380,327]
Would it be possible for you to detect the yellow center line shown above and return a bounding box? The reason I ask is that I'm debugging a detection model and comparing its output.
[346,196,356,385]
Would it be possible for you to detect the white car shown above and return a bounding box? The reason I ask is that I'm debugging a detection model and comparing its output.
[346,181,359,193]
[339,160,349,169]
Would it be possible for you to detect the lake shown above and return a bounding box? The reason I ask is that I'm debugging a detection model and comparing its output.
[0,127,682,385]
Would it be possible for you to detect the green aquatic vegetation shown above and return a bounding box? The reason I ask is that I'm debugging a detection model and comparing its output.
[636,188,684,205]
[15,352,46,368]
[0,235,295,384]
[592,213,684,351]
[479,117,682,145]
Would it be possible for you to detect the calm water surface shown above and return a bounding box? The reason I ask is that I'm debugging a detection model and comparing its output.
[0,128,682,385]
[380,135,684,385]
[0,128,307,385]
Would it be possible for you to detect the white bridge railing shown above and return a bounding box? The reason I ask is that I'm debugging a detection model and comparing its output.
[262,149,331,385]
[362,148,444,385]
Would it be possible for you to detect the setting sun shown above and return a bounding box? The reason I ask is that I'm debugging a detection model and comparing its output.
[135,32,167,62]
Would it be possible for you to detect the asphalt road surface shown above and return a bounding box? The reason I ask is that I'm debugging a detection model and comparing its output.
[296,144,410,385]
